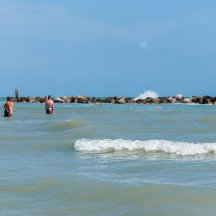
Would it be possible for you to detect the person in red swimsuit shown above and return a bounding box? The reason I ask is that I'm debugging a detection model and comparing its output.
[45,95,54,114]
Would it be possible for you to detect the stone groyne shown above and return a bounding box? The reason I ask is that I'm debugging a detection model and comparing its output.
[9,95,216,105]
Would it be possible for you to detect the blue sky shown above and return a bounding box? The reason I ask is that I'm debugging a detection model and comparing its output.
[0,0,216,97]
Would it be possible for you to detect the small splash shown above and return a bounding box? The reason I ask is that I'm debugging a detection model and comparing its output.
[135,90,158,100]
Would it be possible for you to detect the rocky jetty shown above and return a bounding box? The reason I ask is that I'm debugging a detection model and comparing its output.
[9,95,216,105]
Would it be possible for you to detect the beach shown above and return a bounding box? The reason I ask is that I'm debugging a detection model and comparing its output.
[1,102,216,215]
[1,0,216,214]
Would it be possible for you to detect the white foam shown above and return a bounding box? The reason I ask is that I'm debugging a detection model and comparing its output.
[176,93,183,99]
[135,90,158,100]
[74,139,216,156]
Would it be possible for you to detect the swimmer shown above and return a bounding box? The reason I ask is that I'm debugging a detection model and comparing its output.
[45,95,54,114]
[4,97,16,117]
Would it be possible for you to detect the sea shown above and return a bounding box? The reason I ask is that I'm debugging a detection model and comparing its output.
[1,98,216,215]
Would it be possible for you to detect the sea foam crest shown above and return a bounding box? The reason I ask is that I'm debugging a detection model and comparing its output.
[74,139,216,156]
[135,90,158,100]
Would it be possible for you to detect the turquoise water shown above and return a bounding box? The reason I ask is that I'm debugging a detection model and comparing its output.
[1,103,216,215]
[0,97,6,103]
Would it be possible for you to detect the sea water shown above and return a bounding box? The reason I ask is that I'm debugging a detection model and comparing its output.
[1,103,216,215]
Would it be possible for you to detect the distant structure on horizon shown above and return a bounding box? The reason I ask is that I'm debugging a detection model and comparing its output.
[15,88,19,99]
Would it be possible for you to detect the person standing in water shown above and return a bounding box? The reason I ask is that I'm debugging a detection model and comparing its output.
[4,97,15,117]
[45,95,54,114]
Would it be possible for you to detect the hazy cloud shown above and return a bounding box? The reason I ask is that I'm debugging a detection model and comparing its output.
[140,41,148,49]
[0,1,126,42]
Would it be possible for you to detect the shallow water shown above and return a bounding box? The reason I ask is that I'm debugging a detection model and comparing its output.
[1,103,216,215]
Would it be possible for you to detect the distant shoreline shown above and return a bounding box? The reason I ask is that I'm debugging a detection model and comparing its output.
[5,95,216,105]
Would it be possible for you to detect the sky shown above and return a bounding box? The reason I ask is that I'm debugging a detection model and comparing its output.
[0,0,216,97]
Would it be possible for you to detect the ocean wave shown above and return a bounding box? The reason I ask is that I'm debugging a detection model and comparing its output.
[74,139,216,156]
[38,119,86,132]
[135,90,158,100]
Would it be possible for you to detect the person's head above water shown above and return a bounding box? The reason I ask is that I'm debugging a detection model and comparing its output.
[7,97,10,101]
[48,95,52,99]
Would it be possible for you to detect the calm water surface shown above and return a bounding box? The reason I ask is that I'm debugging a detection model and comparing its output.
[1,102,216,215]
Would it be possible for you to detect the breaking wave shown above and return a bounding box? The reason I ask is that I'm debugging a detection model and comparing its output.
[74,139,216,156]
[135,90,158,100]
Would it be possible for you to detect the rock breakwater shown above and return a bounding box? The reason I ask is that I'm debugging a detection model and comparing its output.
[9,95,216,105]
